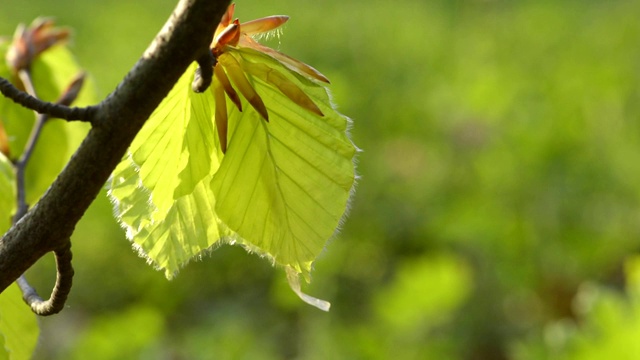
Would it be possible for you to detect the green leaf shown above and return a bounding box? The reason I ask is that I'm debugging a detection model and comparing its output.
[129,63,217,206]
[0,284,39,360]
[211,48,357,280]
[0,43,95,204]
[26,45,95,205]
[109,64,232,278]
[110,47,357,289]
[0,153,14,233]
[0,94,37,360]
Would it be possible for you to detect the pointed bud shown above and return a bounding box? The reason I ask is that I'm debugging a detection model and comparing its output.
[5,18,70,73]
[0,119,10,157]
[56,72,85,106]
[241,15,289,35]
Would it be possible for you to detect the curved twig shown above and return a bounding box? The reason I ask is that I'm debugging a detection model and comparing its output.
[16,241,74,316]
[0,77,96,122]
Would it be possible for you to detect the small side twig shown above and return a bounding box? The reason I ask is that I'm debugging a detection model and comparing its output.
[11,70,81,316]
[0,76,96,122]
[12,110,48,220]
[12,71,87,221]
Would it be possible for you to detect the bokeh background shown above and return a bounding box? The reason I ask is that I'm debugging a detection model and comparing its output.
[3,0,640,358]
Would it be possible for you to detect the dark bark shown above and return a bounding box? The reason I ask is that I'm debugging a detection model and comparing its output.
[0,0,230,293]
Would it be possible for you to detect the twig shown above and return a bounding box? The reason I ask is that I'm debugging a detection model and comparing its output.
[12,70,45,221]
[0,0,231,294]
[11,115,44,221]
[0,77,96,122]
[12,69,78,316]
[16,242,73,316]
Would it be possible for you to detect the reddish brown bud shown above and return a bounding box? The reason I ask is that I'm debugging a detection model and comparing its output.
[0,119,9,158]
[56,72,86,106]
[5,18,70,73]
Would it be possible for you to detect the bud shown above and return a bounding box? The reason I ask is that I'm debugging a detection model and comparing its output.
[56,72,86,106]
[0,119,9,157]
[5,18,70,73]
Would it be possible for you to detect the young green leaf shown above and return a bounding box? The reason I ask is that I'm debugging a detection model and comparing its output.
[0,153,14,232]
[0,284,39,360]
[110,5,357,307]
[109,64,233,278]
[211,47,356,281]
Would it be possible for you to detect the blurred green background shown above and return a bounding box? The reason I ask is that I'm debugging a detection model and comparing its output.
[3,0,640,358]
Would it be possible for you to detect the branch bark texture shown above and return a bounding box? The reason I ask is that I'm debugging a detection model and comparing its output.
[0,0,230,292]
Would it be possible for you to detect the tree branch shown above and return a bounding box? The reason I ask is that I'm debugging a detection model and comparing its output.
[0,0,230,293]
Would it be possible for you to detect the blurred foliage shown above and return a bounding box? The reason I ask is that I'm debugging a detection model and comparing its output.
[513,256,640,359]
[1,0,640,359]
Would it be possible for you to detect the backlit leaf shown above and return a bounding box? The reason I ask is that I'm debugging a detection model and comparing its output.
[110,20,357,299]
[109,64,233,278]
[211,47,357,280]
